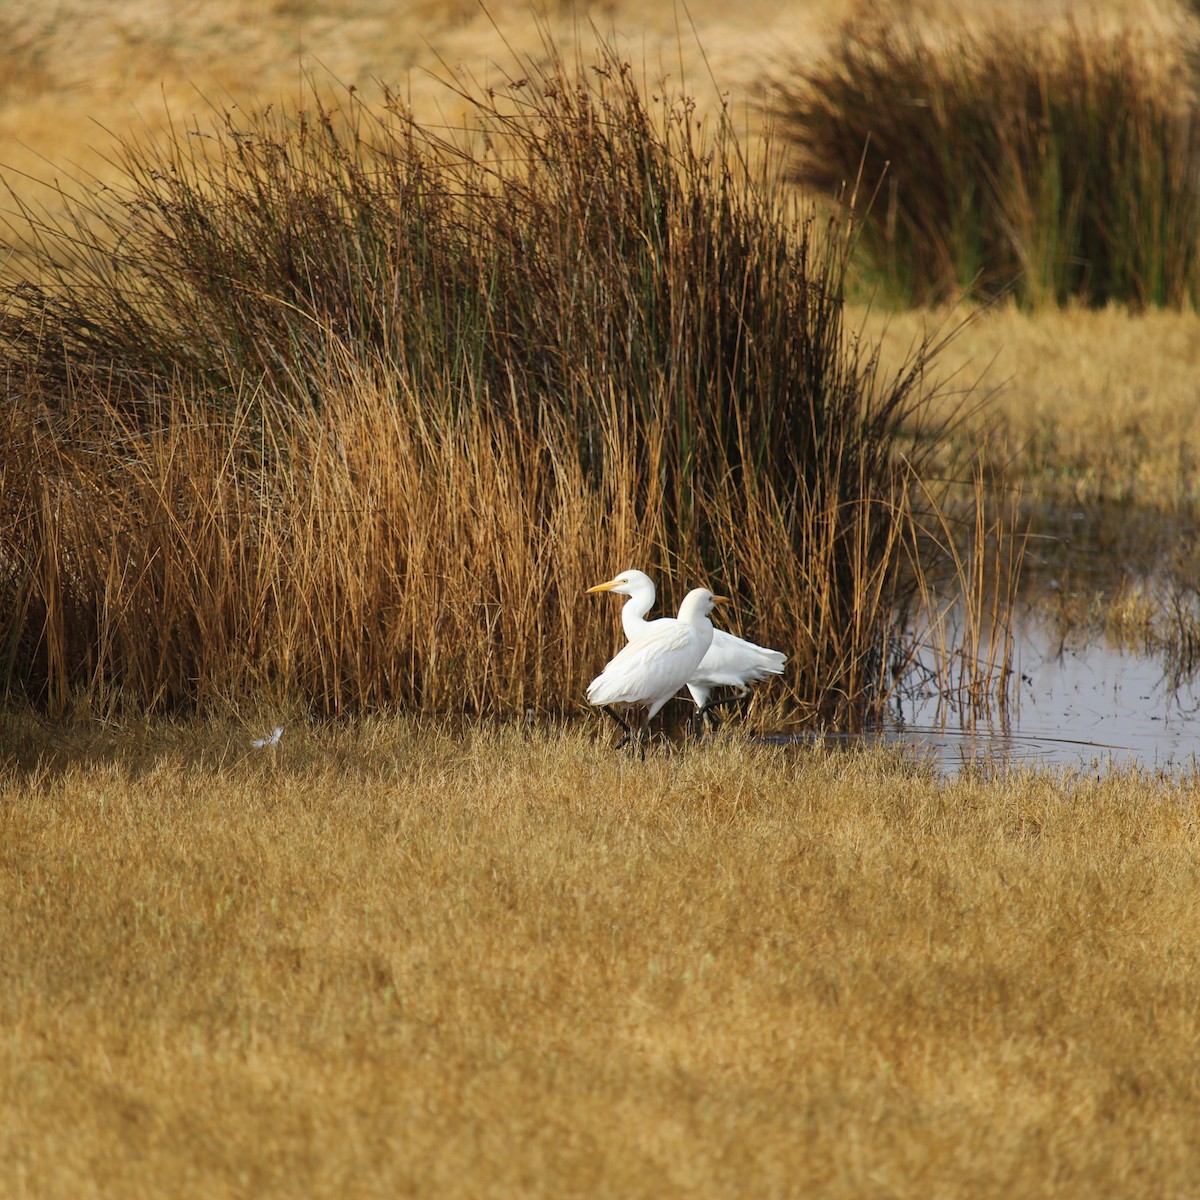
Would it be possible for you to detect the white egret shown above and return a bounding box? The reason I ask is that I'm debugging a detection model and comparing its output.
[587,569,786,724]
[586,587,727,753]
[251,725,284,748]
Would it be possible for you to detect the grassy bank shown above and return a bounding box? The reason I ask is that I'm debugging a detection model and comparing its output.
[2,716,1199,1197]
[857,305,1200,511]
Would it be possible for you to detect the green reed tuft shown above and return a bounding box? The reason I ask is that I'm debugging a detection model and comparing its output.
[777,12,1200,308]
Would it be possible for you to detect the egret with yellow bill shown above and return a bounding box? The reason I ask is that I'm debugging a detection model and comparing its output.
[586,587,727,754]
[587,569,786,726]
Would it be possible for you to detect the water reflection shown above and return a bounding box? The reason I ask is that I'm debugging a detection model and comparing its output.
[908,488,1200,772]
[780,631,1200,775]
[872,614,1200,774]
[956,498,1199,772]
[787,498,1200,776]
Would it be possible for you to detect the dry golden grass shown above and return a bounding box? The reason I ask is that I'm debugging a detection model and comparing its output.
[0,0,1153,240]
[1,33,996,726]
[2,0,799,275]
[857,304,1200,509]
[5,356,938,721]
[3,714,1200,1197]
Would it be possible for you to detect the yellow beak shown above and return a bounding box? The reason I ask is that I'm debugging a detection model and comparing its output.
[586,577,623,595]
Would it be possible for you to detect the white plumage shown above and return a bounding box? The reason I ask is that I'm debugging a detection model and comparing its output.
[586,587,726,750]
[586,569,786,714]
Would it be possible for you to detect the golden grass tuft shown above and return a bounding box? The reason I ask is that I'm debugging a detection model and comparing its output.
[1,377,631,716]
[2,715,1199,1196]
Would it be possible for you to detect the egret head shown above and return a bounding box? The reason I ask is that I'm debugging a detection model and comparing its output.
[586,569,654,598]
[678,588,729,621]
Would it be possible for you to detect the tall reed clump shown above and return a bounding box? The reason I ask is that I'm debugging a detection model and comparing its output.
[0,37,1007,724]
[776,12,1200,308]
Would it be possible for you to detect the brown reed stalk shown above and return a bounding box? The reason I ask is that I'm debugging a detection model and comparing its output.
[901,466,1028,729]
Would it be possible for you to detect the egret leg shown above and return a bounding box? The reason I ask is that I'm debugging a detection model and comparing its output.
[634,715,650,761]
[600,706,632,750]
[695,705,725,737]
[690,705,717,739]
[700,688,752,718]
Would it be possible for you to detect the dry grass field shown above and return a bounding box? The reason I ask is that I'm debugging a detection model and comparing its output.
[0,0,826,210]
[858,304,1200,509]
[3,715,1200,1198]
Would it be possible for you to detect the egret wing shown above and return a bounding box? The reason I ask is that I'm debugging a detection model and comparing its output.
[693,628,787,689]
[587,621,700,707]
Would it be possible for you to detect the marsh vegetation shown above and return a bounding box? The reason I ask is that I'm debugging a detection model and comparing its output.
[779,7,1200,308]
[0,36,1016,727]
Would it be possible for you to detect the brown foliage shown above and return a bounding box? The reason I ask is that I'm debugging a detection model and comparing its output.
[1,42,1014,723]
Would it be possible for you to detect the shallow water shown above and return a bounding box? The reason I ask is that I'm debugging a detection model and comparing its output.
[874,617,1200,775]
[790,501,1200,778]
[776,624,1200,777]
